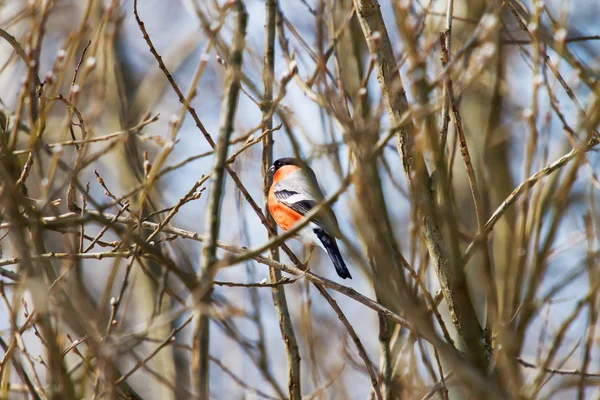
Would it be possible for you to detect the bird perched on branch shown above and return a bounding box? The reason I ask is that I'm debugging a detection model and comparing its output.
[267,157,351,279]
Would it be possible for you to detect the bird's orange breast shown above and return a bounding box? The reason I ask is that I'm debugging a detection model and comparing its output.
[268,181,302,231]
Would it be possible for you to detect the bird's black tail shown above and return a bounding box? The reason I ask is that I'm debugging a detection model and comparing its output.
[314,228,352,279]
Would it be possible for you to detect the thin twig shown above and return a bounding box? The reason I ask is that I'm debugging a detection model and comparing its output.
[314,284,382,400]
[213,276,299,288]
[209,356,281,400]
[517,358,600,378]
[464,137,600,261]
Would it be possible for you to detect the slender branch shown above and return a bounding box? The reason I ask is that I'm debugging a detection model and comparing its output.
[420,372,455,400]
[0,27,41,86]
[209,356,281,400]
[314,285,382,399]
[439,0,454,150]
[114,316,193,386]
[464,137,600,261]
[9,114,160,155]
[502,35,600,45]
[192,2,247,398]
[213,277,298,288]
[145,180,205,243]
[0,251,134,269]
[262,0,301,398]
[517,358,600,378]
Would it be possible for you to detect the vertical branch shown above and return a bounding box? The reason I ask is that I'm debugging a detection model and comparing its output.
[439,0,453,151]
[193,2,248,398]
[440,23,497,321]
[261,0,302,398]
[578,212,598,400]
[328,2,394,396]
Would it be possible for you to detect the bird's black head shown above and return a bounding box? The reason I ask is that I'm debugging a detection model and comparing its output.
[268,157,303,176]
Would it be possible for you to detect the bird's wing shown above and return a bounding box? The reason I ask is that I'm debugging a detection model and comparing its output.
[273,168,341,235]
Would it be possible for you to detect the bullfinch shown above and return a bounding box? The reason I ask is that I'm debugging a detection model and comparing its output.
[267,157,352,279]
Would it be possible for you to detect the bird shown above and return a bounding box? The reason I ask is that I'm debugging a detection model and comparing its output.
[267,157,352,279]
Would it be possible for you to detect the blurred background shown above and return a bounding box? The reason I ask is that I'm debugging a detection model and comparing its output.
[0,0,598,398]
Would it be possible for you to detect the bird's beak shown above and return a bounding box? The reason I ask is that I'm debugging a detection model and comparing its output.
[268,165,275,176]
